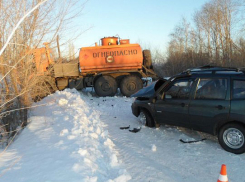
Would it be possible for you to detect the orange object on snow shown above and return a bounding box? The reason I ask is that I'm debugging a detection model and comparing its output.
[217,164,228,182]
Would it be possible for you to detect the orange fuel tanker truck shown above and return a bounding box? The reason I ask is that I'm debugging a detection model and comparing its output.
[32,36,157,97]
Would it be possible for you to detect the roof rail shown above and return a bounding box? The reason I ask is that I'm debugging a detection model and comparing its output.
[198,64,215,69]
[181,65,245,75]
[237,67,245,72]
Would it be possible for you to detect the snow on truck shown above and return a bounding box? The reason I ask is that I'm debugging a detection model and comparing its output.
[31,36,157,98]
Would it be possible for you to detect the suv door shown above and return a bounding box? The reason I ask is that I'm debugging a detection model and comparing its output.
[189,77,230,134]
[154,78,194,127]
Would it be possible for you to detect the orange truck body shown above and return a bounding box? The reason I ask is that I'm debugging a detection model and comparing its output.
[31,43,54,74]
[79,37,143,75]
[31,37,155,96]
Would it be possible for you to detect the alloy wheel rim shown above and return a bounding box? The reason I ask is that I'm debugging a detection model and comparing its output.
[223,128,244,149]
[139,112,146,125]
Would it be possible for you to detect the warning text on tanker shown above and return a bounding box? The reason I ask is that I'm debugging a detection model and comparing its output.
[93,49,137,58]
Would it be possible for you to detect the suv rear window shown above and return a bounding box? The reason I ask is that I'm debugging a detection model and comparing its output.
[233,80,245,99]
[195,78,227,100]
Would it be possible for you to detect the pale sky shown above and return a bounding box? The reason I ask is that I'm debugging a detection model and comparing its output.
[72,0,209,54]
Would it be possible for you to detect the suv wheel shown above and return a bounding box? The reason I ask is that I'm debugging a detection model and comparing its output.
[218,123,245,154]
[139,109,155,127]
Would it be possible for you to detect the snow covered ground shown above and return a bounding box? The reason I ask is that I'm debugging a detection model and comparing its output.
[0,88,244,182]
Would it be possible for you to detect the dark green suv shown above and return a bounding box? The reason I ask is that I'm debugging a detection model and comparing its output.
[131,66,245,154]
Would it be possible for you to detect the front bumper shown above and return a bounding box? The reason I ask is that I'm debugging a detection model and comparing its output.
[131,102,140,117]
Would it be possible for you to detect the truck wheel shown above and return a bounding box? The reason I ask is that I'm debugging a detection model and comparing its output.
[94,76,117,97]
[218,123,245,154]
[120,75,143,97]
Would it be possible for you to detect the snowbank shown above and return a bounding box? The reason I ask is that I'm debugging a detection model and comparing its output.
[0,89,131,182]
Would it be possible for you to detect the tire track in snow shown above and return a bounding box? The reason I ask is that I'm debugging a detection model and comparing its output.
[84,95,191,181]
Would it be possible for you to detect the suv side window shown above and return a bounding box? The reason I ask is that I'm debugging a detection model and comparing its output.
[195,78,227,100]
[164,79,193,99]
[232,80,245,99]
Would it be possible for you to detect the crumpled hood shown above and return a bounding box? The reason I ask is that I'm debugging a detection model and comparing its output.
[131,78,169,98]
[131,82,156,98]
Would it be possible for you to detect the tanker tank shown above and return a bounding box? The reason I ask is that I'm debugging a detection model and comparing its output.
[79,37,143,75]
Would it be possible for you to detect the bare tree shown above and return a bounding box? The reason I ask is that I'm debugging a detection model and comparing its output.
[0,0,88,143]
[161,0,245,76]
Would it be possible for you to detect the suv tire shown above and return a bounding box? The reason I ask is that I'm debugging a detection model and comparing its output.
[139,109,155,127]
[218,123,245,154]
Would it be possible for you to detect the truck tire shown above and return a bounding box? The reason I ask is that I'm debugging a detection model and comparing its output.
[120,75,143,97]
[94,75,117,97]
[143,50,152,69]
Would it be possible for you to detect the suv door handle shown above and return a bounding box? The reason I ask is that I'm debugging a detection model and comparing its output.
[215,105,225,110]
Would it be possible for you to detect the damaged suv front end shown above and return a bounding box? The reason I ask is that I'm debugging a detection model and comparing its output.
[131,78,168,125]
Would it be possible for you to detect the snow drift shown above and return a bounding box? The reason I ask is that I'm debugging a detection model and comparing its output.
[0,89,131,182]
